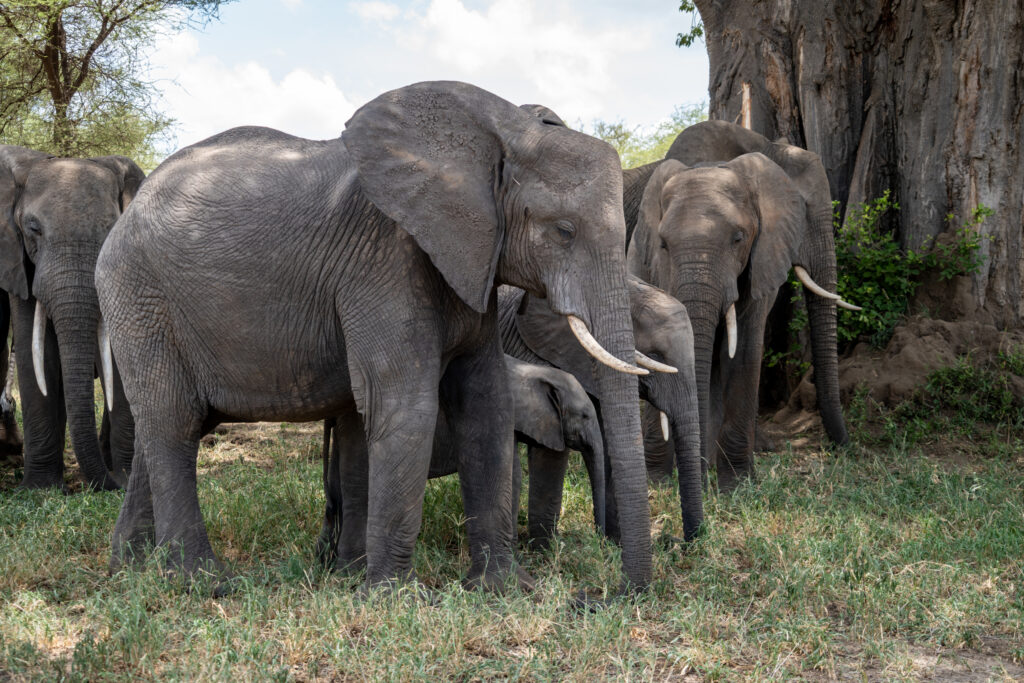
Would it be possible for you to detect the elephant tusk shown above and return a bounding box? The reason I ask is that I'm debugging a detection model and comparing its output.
[32,300,48,397]
[98,317,114,412]
[794,265,862,310]
[725,303,737,359]
[660,411,670,441]
[635,350,678,374]
[566,315,648,376]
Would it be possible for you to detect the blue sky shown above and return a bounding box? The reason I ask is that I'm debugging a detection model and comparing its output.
[150,0,709,149]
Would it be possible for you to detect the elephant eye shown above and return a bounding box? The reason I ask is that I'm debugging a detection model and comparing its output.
[24,218,42,236]
[552,220,576,243]
[732,230,744,244]
[660,238,668,251]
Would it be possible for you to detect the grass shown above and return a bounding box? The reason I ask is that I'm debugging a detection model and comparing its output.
[1,372,1023,680]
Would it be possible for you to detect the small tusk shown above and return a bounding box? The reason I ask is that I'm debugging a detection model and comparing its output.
[837,299,863,311]
[660,412,670,441]
[635,350,678,374]
[98,318,114,411]
[725,303,737,359]
[566,315,648,376]
[32,300,48,397]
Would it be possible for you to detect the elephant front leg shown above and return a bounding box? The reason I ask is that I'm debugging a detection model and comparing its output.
[715,301,771,491]
[110,434,156,572]
[11,295,67,489]
[642,401,675,483]
[443,341,534,593]
[102,360,135,485]
[526,445,569,549]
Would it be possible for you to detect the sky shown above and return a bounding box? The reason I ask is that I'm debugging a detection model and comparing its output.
[149,0,710,150]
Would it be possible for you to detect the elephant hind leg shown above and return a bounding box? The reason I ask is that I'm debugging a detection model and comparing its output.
[317,410,369,574]
[526,445,569,550]
[110,432,156,572]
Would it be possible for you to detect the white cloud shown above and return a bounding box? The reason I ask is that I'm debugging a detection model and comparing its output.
[151,32,356,149]
[396,0,642,120]
[349,1,400,22]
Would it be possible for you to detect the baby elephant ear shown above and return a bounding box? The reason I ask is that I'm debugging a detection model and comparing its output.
[343,81,531,314]
[519,104,567,128]
[0,145,48,299]
[505,356,567,452]
[627,158,688,282]
[89,155,146,211]
[728,153,806,301]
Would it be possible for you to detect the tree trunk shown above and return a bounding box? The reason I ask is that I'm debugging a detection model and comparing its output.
[694,0,1024,330]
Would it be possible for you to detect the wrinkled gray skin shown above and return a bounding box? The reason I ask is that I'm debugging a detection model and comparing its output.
[624,121,848,462]
[318,354,605,568]
[97,81,651,593]
[0,306,24,459]
[499,276,704,542]
[627,151,843,491]
[0,145,141,490]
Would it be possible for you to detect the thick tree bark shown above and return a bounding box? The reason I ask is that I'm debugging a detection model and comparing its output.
[694,0,1024,329]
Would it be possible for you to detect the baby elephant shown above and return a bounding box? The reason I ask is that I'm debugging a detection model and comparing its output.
[318,354,605,571]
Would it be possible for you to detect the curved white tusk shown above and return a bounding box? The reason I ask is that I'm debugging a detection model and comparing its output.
[567,315,648,376]
[32,300,48,397]
[635,350,678,374]
[837,299,863,311]
[794,265,840,301]
[725,303,737,359]
[660,411,670,441]
[98,318,114,411]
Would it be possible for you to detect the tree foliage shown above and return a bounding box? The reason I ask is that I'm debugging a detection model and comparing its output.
[675,1,704,47]
[0,0,229,164]
[588,103,707,169]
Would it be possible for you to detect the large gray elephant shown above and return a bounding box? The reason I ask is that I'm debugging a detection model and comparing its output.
[318,354,606,569]
[627,153,857,490]
[97,81,653,593]
[499,276,704,542]
[0,145,141,490]
[623,120,851,451]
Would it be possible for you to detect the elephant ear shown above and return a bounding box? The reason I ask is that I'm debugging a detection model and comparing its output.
[627,158,688,282]
[507,357,567,452]
[89,155,146,211]
[728,152,806,301]
[343,81,533,313]
[0,145,48,299]
[518,104,566,128]
[514,293,601,396]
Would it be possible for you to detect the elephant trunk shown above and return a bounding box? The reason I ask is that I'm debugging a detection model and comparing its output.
[45,255,120,490]
[804,208,848,445]
[587,263,651,590]
[670,360,704,541]
[578,419,606,534]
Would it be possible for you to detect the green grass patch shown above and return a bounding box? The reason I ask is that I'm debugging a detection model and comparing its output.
[3,415,1022,679]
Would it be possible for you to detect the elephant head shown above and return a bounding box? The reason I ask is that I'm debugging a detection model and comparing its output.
[664,120,851,447]
[0,145,143,489]
[505,354,606,544]
[505,275,703,541]
[628,153,832,488]
[339,81,653,589]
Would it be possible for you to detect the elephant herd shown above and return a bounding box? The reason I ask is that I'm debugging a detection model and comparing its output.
[1,81,857,596]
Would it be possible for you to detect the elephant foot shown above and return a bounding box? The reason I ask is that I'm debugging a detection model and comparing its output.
[18,470,67,491]
[524,534,553,552]
[464,563,536,594]
[83,470,124,492]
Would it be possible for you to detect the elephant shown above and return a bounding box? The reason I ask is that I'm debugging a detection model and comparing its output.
[627,152,858,491]
[0,145,142,490]
[498,275,704,542]
[623,120,852,453]
[318,353,606,569]
[96,80,655,594]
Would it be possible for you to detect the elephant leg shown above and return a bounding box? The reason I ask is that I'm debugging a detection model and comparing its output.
[11,295,67,489]
[106,362,135,484]
[715,302,770,492]
[100,409,113,471]
[526,444,569,549]
[109,431,156,571]
[0,297,23,458]
[443,338,532,593]
[642,401,675,483]
[318,410,369,573]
